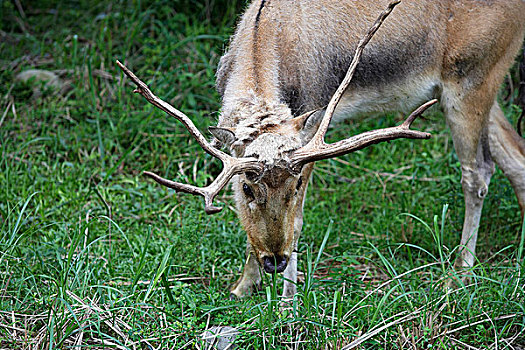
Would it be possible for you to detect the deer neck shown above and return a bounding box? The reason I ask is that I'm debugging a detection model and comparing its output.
[221,0,283,122]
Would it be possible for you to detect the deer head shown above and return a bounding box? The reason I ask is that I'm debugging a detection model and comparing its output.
[117,0,436,274]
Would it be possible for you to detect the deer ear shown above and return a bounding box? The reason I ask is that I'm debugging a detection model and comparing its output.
[292,108,326,143]
[208,126,237,146]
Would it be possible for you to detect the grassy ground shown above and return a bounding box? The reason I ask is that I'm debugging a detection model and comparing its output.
[1,1,524,349]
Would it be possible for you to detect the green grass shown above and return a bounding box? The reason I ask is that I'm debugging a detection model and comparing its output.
[1,1,524,348]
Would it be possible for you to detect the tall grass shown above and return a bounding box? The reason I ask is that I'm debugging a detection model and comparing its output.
[1,0,524,348]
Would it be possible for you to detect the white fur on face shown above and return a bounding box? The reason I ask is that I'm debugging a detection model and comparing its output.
[244,133,301,166]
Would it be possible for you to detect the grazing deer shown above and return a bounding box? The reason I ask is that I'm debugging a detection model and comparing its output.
[119,0,525,298]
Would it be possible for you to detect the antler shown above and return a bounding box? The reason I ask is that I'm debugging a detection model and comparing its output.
[290,99,437,168]
[290,0,435,170]
[117,60,262,214]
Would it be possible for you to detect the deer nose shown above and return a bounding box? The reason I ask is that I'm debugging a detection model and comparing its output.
[263,255,288,274]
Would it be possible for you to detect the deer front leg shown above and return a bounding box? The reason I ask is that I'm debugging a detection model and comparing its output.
[282,243,298,297]
[442,83,496,281]
[230,243,262,299]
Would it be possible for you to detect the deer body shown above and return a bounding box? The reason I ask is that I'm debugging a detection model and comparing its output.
[119,0,525,299]
[218,1,445,120]
[213,0,525,298]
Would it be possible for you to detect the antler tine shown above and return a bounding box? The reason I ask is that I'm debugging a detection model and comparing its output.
[299,0,401,152]
[117,60,263,214]
[290,0,434,168]
[290,99,437,168]
[144,157,262,214]
[116,60,227,161]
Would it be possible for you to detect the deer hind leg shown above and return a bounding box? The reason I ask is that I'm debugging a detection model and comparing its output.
[488,102,525,216]
[230,243,262,298]
[442,84,496,274]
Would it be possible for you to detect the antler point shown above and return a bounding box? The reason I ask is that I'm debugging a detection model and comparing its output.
[205,206,223,215]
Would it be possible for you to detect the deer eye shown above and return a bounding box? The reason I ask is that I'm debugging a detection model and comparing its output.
[243,183,255,199]
[296,177,303,190]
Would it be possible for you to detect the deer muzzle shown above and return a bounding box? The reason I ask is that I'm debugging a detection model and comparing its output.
[262,255,288,274]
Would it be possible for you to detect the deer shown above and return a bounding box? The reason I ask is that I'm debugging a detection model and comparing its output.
[118,0,525,299]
